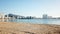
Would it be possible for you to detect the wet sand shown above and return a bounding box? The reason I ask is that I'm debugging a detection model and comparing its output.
[0,22,60,34]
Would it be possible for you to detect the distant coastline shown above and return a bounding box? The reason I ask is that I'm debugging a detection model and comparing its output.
[0,13,60,19]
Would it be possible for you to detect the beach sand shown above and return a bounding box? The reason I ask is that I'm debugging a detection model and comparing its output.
[0,22,60,34]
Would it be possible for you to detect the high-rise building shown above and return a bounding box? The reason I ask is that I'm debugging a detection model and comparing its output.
[43,14,48,19]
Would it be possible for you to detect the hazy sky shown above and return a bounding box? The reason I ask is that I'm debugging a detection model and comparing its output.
[0,0,60,17]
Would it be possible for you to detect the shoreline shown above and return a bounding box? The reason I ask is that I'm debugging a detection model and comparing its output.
[0,22,60,34]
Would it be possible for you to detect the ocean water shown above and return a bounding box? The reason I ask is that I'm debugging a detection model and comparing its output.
[0,19,60,25]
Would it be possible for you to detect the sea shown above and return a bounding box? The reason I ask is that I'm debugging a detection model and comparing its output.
[0,19,60,25]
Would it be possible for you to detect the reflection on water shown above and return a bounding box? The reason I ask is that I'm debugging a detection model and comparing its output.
[0,19,60,24]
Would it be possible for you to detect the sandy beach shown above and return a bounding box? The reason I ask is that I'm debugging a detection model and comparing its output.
[0,22,60,34]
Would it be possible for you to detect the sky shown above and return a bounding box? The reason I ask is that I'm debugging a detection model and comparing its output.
[0,0,60,18]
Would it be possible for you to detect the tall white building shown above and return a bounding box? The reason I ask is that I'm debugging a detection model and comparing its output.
[0,13,5,19]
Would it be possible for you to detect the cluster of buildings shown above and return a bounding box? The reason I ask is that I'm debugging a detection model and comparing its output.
[0,13,11,19]
[43,14,52,19]
[42,14,60,19]
[0,13,36,19]
[0,13,60,19]
[7,14,36,19]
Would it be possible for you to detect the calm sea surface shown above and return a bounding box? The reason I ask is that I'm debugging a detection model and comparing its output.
[0,19,60,25]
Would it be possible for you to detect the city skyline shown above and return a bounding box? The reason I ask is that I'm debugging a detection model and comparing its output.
[0,0,60,18]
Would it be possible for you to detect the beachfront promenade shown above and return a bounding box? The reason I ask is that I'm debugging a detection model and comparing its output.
[0,22,60,34]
